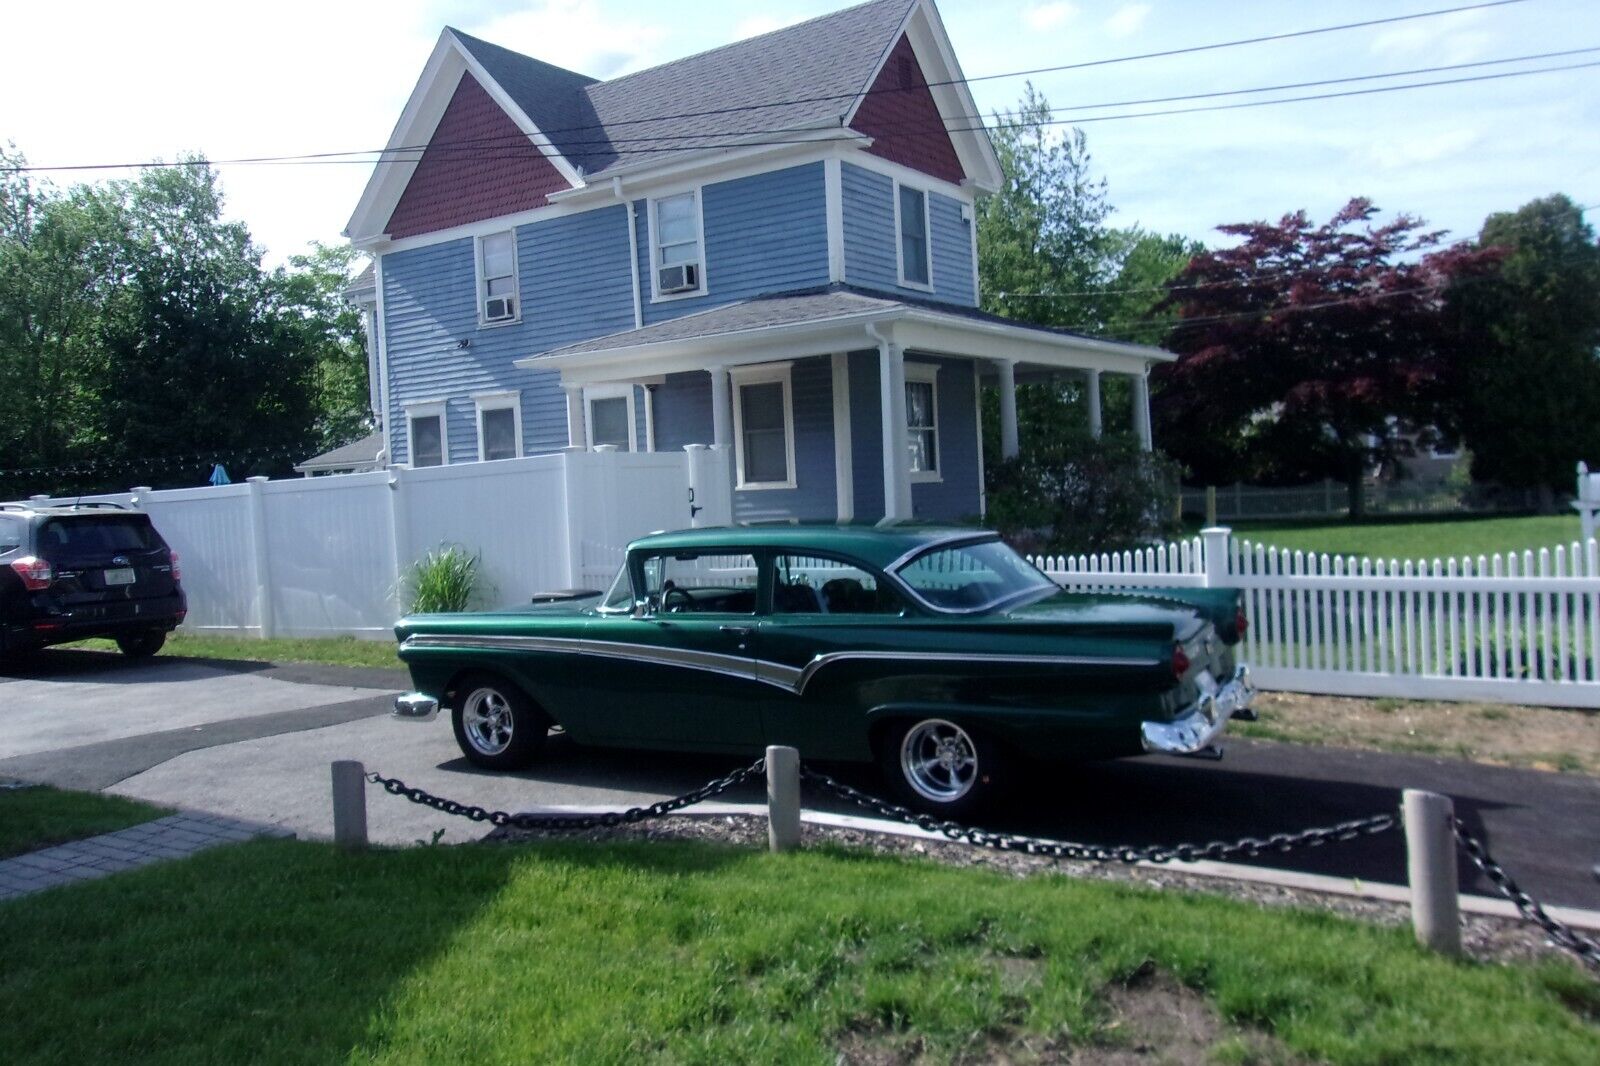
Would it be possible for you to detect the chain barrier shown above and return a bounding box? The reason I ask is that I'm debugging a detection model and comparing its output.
[1452,818,1600,974]
[361,760,1597,974]
[364,757,764,832]
[799,767,1397,864]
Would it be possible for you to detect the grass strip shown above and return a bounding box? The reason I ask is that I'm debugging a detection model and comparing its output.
[0,786,170,859]
[0,837,1595,1064]
[66,633,402,670]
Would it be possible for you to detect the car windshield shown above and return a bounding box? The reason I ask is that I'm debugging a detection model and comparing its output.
[894,538,1057,612]
[600,561,634,612]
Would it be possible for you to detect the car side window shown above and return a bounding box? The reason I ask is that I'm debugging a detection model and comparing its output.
[773,554,907,616]
[640,552,758,615]
[0,516,21,554]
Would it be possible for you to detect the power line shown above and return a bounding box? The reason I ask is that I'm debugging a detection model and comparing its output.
[2,0,1543,174]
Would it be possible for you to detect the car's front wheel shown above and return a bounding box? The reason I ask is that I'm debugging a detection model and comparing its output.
[115,631,167,658]
[450,673,548,771]
[878,717,1007,819]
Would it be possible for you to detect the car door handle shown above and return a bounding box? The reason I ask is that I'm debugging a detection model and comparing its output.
[719,625,753,637]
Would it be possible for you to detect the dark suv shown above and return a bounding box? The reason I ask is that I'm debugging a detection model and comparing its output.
[0,503,186,658]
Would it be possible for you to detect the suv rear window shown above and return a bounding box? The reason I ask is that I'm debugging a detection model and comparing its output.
[38,517,162,559]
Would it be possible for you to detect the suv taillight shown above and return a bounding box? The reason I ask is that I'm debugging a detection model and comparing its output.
[169,549,182,583]
[10,556,53,591]
[1172,641,1191,680]
[1235,607,1248,637]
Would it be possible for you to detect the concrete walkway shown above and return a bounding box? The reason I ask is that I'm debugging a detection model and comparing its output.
[0,812,294,901]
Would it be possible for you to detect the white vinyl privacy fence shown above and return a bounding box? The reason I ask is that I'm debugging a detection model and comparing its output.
[18,446,729,640]
[1035,528,1600,709]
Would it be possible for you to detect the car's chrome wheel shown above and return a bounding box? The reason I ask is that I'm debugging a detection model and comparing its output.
[899,718,979,803]
[460,686,515,756]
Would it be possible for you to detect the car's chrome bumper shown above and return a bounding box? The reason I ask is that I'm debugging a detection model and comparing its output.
[393,692,440,722]
[1140,666,1256,755]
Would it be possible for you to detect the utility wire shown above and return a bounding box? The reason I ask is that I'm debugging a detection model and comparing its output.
[3,0,1543,174]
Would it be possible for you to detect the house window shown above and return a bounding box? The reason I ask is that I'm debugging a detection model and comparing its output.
[896,183,931,288]
[731,363,796,490]
[905,363,939,481]
[584,385,636,451]
[476,230,518,325]
[474,391,522,462]
[650,191,705,299]
[405,402,447,468]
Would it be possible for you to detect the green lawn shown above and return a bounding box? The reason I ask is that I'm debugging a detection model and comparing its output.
[1204,513,1587,562]
[0,837,1595,1064]
[67,632,402,670]
[0,786,170,859]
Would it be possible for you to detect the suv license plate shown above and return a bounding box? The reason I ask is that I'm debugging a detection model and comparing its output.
[103,568,135,586]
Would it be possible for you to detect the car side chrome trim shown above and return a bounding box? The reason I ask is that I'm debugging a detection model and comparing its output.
[400,634,1159,697]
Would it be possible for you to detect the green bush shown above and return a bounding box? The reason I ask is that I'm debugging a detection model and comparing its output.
[987,430,1181,554]
[403,545,485,614]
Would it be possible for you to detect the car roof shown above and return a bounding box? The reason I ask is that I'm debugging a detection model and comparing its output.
[627,524,996,570]
[0,504,148,520]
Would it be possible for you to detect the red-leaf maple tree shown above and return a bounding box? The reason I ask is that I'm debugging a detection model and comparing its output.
[1151,198,1500,513]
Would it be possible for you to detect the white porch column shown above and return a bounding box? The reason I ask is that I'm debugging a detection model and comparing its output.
[1084,369,1103,439]
[995,358,1019,460]
[1132,369,1153,451]
[709,365,731,449]
[563,385,585,448]
[879,342,912,519]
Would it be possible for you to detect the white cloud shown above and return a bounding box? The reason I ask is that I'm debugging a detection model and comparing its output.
[1357,128,1481,173]
[1105,3,1151,39]
[1369,10,1492,65]
[1023,2,1078,32]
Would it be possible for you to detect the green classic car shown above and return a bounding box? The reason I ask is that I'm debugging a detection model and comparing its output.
[392,526,1255,815]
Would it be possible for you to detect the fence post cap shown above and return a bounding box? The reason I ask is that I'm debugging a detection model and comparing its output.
[1200,526,1233,536]
[246,475,270,485]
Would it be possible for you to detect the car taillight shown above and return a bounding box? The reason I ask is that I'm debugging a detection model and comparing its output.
[169,549,182,582]
[1171,641,1191,680]
[1235,608,1248,637]
[9,556,53,591]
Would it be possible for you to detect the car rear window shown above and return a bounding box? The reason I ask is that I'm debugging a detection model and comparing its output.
[38,517,162,559]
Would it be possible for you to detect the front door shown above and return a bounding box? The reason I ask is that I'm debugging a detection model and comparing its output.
[578,550,768,750]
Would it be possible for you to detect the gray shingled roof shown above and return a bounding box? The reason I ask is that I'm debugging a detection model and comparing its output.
[451,0,913,179]
[531,284,1153,360]
[295,431,385,473]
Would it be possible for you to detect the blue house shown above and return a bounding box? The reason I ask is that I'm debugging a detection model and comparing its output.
[343,0,1168,524]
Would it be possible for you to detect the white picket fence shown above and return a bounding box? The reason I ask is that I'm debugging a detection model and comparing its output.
[1035,528,1600,708]
[16,446,730,640]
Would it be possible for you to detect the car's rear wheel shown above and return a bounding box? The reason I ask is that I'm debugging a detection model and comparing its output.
[878,717,1007,819]
[115,631,167,658]
[451,673,548,771]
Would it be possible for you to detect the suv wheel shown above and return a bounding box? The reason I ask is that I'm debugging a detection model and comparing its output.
[115,631,167,658]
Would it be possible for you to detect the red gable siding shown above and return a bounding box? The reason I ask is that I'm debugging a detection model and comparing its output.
[849,35,965,185]
[386,73,570,239]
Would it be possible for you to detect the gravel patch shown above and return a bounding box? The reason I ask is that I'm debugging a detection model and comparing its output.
[489,813,1590,972]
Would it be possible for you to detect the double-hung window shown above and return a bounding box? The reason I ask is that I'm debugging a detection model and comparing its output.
[405,401,447,468]
[474,391,522,462]
[651,191,705,298]
[896,183,931,288]
[731,364,795,490]
[584,385,635,451]
[477,230,518,325]
[904,363,939,480]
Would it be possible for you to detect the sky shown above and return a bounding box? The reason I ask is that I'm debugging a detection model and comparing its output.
[3,0,1597,265]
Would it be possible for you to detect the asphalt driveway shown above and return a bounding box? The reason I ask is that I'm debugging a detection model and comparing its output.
[4,648,1597,910]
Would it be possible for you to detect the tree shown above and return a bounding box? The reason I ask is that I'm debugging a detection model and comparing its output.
[280,242,372,450]
[1151,198,1499,514]
[1444,194,1600,504]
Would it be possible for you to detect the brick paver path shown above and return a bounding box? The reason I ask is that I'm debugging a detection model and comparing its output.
[0,812,294,901]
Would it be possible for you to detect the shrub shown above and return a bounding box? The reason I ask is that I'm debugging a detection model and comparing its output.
[986,430,1181,554]
[403,546,485,614]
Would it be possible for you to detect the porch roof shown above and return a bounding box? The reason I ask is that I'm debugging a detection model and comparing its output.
[516,284,1171,384]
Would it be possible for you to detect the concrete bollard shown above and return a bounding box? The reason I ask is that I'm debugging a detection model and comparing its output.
[1403,789,1461,956]
[331,760,369,850]
[766,745,801,853]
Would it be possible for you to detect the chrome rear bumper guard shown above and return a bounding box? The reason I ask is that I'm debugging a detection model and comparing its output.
[1140,666,1255,756]
[393,692,440,723]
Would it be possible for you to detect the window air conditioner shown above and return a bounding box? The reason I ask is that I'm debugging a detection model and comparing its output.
[484,296,516,322]
[657,263,699,294]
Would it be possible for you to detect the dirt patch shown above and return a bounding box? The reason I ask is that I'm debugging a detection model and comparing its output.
[1236,691,1600,775]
